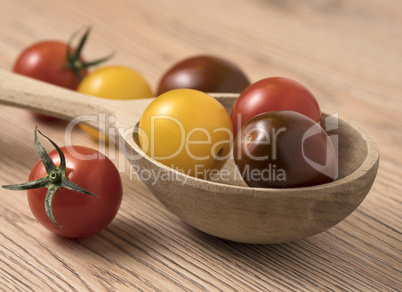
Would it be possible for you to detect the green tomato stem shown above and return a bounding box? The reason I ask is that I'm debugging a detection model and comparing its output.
[65,26,114,81]
[1,127,98,228]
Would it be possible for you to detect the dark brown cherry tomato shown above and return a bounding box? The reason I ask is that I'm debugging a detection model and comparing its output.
[156,55,250,95]
[231,77,321,137]
[233,111,337,188]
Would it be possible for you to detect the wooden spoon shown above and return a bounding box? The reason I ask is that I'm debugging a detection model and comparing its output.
[0,70,379,244]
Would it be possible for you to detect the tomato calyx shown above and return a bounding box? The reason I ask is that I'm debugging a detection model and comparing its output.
[2,127,98,228]
[65,26,114,81]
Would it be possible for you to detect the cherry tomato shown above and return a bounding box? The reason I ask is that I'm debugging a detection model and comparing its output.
[13,41,87,90]
[234,111,337,188]
[156,55,250,95]
[231,77,321,137]
[27,146,122,238]
[12,28,111,120]
[78,65,152,100]
[77,65,153,140]
[139,89,233,178]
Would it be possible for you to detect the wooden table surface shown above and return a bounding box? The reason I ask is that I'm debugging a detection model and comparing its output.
[0,0,401,291]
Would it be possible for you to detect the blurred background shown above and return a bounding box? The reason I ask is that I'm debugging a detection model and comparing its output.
[2,0,400,119]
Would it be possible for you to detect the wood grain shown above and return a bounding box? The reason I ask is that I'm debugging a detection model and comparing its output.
[0,0,401,291]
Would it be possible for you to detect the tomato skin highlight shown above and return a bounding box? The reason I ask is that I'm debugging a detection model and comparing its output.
[13,41,87,90]
[231,77,321,137]
[27,146,122,238]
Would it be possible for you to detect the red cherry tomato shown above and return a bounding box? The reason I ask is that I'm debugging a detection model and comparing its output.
[27,146,122,238]
[231,77,321,137]
[156,55,250,95]
[13,41,87,90]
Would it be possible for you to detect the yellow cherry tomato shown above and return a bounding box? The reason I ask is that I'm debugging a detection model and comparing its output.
[77,65,153,141]
[138,89,233,178]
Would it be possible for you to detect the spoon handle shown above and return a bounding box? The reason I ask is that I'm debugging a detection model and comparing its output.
[0,69,111,120]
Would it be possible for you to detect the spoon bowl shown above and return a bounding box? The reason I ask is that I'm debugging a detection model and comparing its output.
[0,70,379,244]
